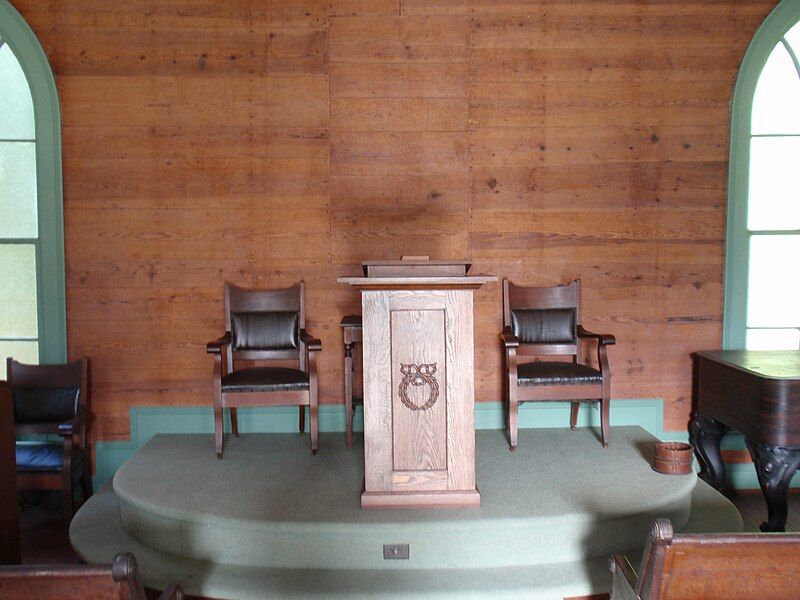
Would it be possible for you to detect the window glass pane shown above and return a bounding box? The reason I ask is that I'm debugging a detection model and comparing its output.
[751,43,800,135]
[0,43,35,140]
[747,136,800,230]
[746,328,800,350]
[747,235,800,328]
[0,244,38,338]
[0,141,38,237]
[0,340,38,378]
[785,21,800,58]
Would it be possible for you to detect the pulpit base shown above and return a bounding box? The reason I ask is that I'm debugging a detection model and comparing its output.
[361,488,481,510]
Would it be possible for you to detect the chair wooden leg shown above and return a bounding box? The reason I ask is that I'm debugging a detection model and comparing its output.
[570,402,580,430]
[81,471,93,503]
[310,401,319,455]
[508,397,518,452]
[344,350,353,449]
[230,407,239,438]
[601,396,611,448]
[81,446,93,501]
[62,468,74,525]
[299,405,305,434]
[213,395,224,459]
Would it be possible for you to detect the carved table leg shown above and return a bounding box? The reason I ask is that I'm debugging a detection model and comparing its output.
[689,412,727,489]
[745,439,800,532]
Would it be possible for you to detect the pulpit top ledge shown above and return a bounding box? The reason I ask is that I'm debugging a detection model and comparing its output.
[337,258,497,290]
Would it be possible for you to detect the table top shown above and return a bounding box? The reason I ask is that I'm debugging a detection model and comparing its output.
[695,350,800,380]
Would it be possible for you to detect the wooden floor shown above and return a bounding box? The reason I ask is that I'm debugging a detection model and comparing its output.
[725,488,800,533]
[17,488,800,567]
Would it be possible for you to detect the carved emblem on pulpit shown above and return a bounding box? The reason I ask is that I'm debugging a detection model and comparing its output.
[398,363,440,411]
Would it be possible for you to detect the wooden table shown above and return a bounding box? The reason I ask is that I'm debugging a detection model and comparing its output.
[339,259,496,509]
[340,315,362,450]
[690,350,800,532]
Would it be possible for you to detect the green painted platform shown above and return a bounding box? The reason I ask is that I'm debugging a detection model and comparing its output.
[70,427,742,599]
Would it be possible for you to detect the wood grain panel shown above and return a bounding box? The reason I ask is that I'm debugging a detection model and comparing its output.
[391,308,447,471]
[362,291,393,491]
[330,15,469,62]
[445,290,476,490]
[6,0,776,452]
[470,47,742,83]
[331,62,468,98]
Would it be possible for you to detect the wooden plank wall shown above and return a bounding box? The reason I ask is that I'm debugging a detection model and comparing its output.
[13,0,775,444]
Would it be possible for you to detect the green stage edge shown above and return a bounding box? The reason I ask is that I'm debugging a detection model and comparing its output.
[92,399,800,491]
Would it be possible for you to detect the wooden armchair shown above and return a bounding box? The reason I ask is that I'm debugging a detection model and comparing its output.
[610,519,800,599]
[8,357,91,523]
[0,552,183,599]
[1,382,20,565]
[501,279,615,450]
[207,281,322,457]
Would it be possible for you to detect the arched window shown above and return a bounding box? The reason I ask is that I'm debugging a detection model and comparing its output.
[724,0,800,350]
[0,1,66,376]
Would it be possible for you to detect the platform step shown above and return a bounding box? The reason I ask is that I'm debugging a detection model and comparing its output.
[109,429,699,570]
[71,481,739,599]
[70,428,742,599]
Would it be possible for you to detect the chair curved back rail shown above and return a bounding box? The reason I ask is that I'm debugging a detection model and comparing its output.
[610,518,800,600]
[501,279,615,450]
[225,282,305,370]
[0,553,184,600]
[8,357,91,524]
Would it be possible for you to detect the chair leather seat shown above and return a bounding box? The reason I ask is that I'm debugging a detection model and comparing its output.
[16,442,84,474]
[517,361,603,386]
[221,367,309,393]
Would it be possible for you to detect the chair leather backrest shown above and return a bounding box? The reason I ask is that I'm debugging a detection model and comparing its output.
[12,387,80,424]
[231,311,299,351]
[511,308,576,344]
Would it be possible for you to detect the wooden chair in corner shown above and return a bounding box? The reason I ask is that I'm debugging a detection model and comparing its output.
[501,279,615,450]
[9,357,92,524]
[206,282,322,458]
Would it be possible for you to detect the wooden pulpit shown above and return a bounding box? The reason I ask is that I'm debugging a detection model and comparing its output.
[339,259,496,509]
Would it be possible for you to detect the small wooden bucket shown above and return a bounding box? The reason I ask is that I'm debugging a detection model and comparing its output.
[653,442,694,475]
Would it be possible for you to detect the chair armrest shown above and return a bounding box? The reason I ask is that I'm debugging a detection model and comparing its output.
[206,332,231,354]
[500,326,519,348]
[300,330,322,352]
[158,583,185,600]
[58,411,87,437]
[577,325,616,346]
[609,554,640,600]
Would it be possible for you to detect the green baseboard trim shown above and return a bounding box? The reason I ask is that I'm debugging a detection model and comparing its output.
[92,399,795,491]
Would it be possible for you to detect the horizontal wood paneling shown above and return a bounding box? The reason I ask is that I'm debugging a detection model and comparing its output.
[10,0,776,443]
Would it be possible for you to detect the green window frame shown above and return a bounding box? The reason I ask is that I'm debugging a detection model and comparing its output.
[0,0,66,367]
[724,0,800,349]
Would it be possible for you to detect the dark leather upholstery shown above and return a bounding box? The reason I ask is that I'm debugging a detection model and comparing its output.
[13,387,80,424]
[511,308,576,344]
[517,361,602,386]
[231,311,299,351]
[221,367,309,393]
[16,442,84,475]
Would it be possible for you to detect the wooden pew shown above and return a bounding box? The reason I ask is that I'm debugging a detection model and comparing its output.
[0,381,21,565]
[610,519,800,599]
[0,553,183,600]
